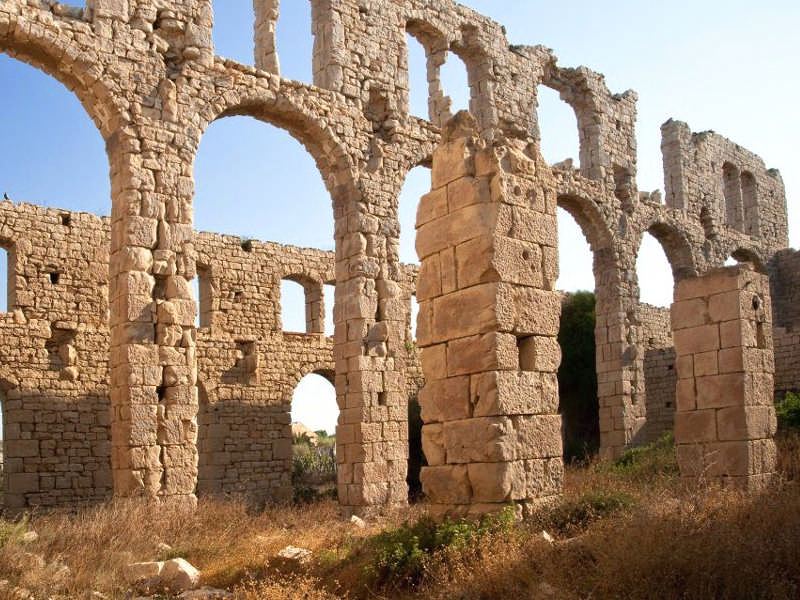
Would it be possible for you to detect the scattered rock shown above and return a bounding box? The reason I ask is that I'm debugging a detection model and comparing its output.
[124,561,163,587]
[534,581,559,599]
[83,591,108,600]
[156,542,173,555]
[350,515,366,529]
[21,531,39,544]
[161,558,201,592]
[125,558,201,594]
[277,545,312,564]
[540,530,554,544]
[178,586,234,600]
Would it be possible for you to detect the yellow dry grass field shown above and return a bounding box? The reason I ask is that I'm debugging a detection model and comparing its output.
[1,432,800,600]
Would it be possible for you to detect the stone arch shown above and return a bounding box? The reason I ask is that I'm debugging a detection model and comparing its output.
[0,15,127,142]
[641,220,699,283]
[197,82,358,208]
[727,246,767,273]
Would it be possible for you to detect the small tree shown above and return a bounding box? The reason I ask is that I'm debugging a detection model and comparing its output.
[558,291,599,462]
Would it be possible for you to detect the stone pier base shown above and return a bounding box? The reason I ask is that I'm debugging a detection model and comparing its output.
[416,113,563,518]
[672,265,777,490]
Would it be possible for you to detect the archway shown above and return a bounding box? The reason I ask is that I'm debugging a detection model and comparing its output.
[635,223,695,442]
[405,25,470,125]
[556,206,599,461]
[290,372,338,500]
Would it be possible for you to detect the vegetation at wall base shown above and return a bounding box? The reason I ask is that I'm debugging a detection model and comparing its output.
[1,433,799,599]
[558,291,600,463]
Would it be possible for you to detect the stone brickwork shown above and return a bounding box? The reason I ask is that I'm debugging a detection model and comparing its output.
[0,0,796,514]
[639,304,677,443]
[672,266,777,490]
[0,200,355,509]
[416,113,563,517]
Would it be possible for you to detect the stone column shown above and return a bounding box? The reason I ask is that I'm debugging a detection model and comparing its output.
[672,265,777,490]
[254,0,280,74]
[416,112,563,518]
[108,130,199,508]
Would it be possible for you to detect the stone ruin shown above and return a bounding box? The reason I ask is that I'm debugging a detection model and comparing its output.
[0,0,797,516]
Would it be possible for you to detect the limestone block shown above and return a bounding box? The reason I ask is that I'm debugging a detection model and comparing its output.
[443,417,514,463]
[420,465,471,505]
[673,324,720,356]
[447,175,491,211]
[695,373,745,409]
[446,332,518,376]
[675,409,716,443]
[716,406,777,441]
[431,137,474,189]
[471,371,559,417]
[419,376,471,423]
[517,336,561,373]
[455,235,543,289]
[468,461,525,503]
[416,203,501,260]
[670,298,710,330]
[512,415,563,459]
[416,187,448,228]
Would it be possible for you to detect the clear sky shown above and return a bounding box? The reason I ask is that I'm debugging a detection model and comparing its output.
[0,1,798,436]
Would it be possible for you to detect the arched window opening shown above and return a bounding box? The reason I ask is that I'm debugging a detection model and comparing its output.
[323,283,335,337]
[281,279,311,333]
[405,31,470,125]
[535,86,581,170]
[555,207,598,461]
[291,372,338,500]
[409,293,419,341]
[728,249,763,271]
[636,229,683,442]
[405,33,429,120]
[194,117,332,251]
[0,56,109,216]
[741,171,759,237]
[438,50,470,116]
[275,0,314,84]
[399,165,432,265]
[636,233,674,308]
[722,161,743,232]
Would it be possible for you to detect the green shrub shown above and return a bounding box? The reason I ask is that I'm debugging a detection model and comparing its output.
[0,514,29,548]
[609,432,679,481]
[776,391,800,432]
[363,507,515,589]
[534,491,633,536]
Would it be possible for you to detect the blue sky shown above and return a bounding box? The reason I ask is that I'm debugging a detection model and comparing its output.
[1,1,798,434]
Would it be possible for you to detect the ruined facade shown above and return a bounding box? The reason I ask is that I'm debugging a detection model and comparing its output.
[0,0,795,514]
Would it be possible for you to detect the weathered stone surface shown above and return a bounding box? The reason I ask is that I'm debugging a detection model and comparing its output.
[0,0,793,518]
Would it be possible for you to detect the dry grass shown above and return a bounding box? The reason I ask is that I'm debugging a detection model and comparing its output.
[1,434,799,599]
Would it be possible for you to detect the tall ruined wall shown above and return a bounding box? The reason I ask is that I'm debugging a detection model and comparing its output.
[0,202,111,510]
[0,0,795,513]
[661,120,788,252]
[0,200,367,509]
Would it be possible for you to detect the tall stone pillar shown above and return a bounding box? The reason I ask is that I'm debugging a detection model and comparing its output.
[416,112,563,518]
[672,265,777,490]
[109,134,199,509]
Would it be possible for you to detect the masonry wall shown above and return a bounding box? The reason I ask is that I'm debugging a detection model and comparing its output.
[0,201,363,509]
[0,0,795,513]
[639,303,677,443]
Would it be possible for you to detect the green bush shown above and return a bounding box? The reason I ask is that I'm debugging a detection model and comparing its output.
[776,391,800,432]
[363,507,515,589]
[292,441,337,503]
[609,432,679,482]
[0,514,29,548]
[534,491,633,536]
